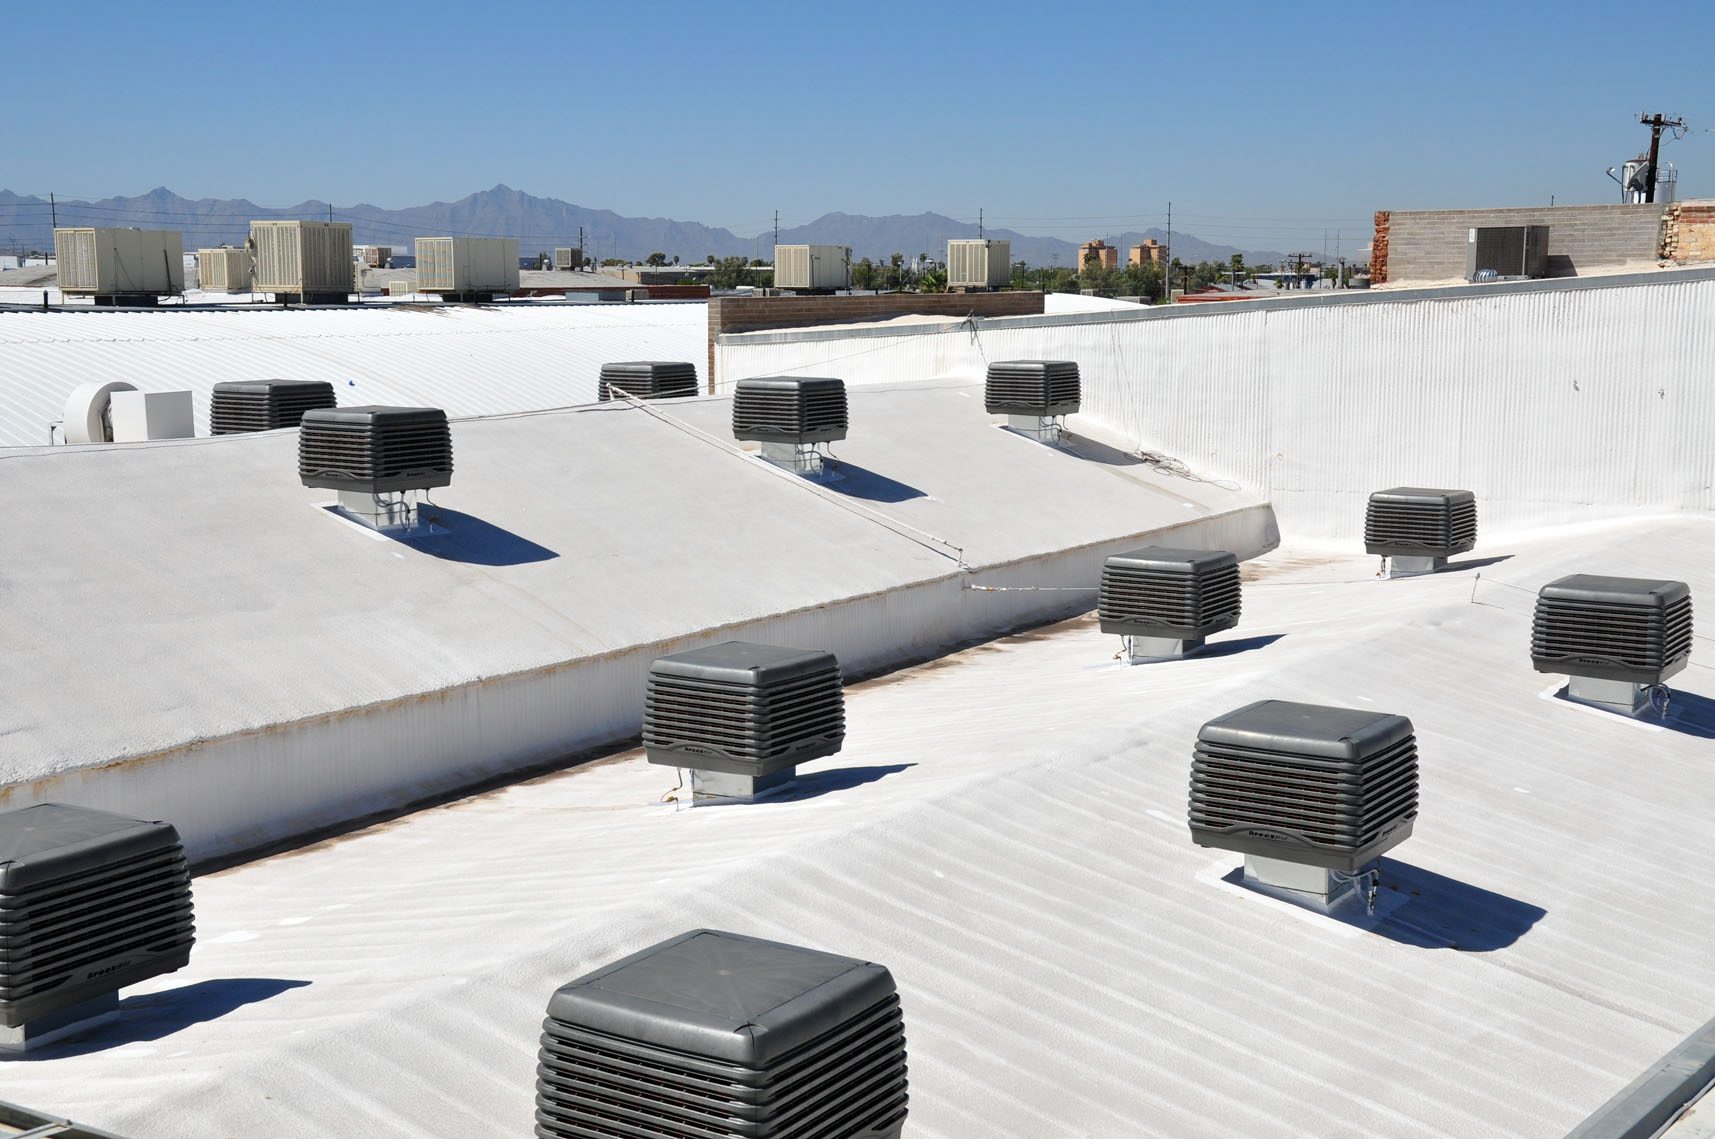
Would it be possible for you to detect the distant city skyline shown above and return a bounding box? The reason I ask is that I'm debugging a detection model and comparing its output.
[6,0,1713,252]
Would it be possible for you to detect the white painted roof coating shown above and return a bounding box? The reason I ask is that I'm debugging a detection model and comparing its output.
[4,515,1712,1138]
[0,302,707,447]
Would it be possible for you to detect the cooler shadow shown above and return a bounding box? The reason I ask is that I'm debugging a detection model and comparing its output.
[775,763,916,802]
[1367,860,1544,951]
[1443,554,1514,573]
[403,508,559,566]
[16,978,310,1059]
[1196,633,1285,659]
[1655,689,1715,739]
[822,462,927,503]
[1059,435,1147,467]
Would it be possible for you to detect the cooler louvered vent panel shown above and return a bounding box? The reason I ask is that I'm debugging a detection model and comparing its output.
[0,804,195,1028]
[1189,700,1418,873]
[1099,547,1241,639]
[1531,575,1693,685]
[1364,488,1477,558]
[599,361,700,402]
[536,929,908,1139]
[984,360,1081,416]
[731,378,848,444]
[298,405,453,493]
[209,379,337,434]
[643,642,845,776]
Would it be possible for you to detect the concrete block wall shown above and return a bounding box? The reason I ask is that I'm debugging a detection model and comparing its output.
[1378,203,1665,284]
[707,291,1043,388]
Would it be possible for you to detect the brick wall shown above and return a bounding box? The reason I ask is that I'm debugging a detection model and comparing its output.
[1663,200,1715,264]
[707,291,1044,388]
[1372,211,1391,284]
[1380,203,1665,284]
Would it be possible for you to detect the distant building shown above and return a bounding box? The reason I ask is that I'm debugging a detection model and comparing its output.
[1077,239,1118,270]
[1128,239,1166,267]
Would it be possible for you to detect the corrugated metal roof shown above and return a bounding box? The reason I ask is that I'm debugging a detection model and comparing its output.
[0,302,708,447]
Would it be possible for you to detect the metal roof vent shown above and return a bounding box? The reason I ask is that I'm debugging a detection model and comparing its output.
[0,803,195,1053]
[537,929,908,1139]
[599,360,700,402]
[299,405,452,533]
[210,379,336,434]
[1365,488,1477,576]
[1190,700,1418,908]
[644,641,845,804]
[1532,575,1693,715]
[1099,547,1241,662]
[985,360,1080,443]
[732,377,848,475]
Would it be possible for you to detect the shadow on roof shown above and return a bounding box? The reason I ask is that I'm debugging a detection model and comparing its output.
[773,763,917,802]
[1443,554,1515,573]
[1369,860,1546,951]
[403,508,559,566]
[1059,435,1147,467]
[821,462,927,503]
[15,978,310,1060]
[1195,633,1285,659]
[1655,688,1715,739]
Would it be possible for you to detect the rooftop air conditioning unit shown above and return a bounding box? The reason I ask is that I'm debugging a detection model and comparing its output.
[985,360,1080,443]
[1465,225,1549,281]
[644,641,845,804]
[1364,488,1477,576]
[0,803,195,1053]
[1190,700,1418,907]
[210,379,337,434]
[773,244,851,292]
[537,929,908,1139]
[947,238,1011,289]
[54,227,184,302]
[250,220,354,304]
[298,405,452,532]
[414,236,520,300]
[1531,575,1693,715]
[387,279,416,297]
[1100,547,1242,662]
[552,246,581,271]
[732,376,848,474]
[598,360,700,401]
[197,246,252,292]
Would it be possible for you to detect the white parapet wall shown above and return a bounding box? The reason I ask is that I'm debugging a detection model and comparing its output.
[716,269,1715,542]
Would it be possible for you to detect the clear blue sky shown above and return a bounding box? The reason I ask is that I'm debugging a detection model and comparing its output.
[8,0,1714,251]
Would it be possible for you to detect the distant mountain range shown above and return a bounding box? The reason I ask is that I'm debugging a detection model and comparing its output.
[0,185,1286,267]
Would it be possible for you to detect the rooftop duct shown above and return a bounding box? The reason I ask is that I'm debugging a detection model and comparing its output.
[298,406,453,532]
[1532,575,1693,715]
[58,381,137,444]
[732,377,848,475]
[1365,488,1477,576]
[598,361,700,402]
[1190,700,1418,906]
[0,803,195,1053]
[1099,547,1241,661]
[985,360,1080,443]
[210,380,337,434]
[644,641,845,804]
[536,929,907,1139]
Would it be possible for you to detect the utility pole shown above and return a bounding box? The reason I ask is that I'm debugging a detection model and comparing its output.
[1639,112,1686,203]
[50,193,56,230]
[578,225,584,269]
[1165,201,1172,303]
[773,210,779,251]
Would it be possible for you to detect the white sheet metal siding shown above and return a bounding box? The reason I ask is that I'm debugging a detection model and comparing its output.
[415,236,520,293]
[251,220,354,294]
[719,272,1715,540]
[0,303,708,447]
[53,227,183,294]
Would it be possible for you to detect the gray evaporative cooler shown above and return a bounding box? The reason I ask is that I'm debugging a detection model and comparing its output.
[1532,574,1692,715]
[1099,546,1242,661]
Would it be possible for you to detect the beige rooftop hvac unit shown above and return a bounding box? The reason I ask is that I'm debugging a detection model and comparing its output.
[553,246,582,271]
[947,238,1011,289]
[54,227,184,303]
[415,237,521,301]
[250,219,354,304]
[197,246,252,292]
[773,244,851,292]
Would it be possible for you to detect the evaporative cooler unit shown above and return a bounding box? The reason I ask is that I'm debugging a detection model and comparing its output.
[598,361,700,402]
[731,377,848,474]
[536,929,908,1139]
[1364,487,1477,576]
[210,379,337,434]
[984,360,1080,443]
[298,405,453,532]
[1531,575,1693,715]
[1099,547,1242,661]
[1189,700,1419,906]
[0,803,196,1053]
[643,641,845,804]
